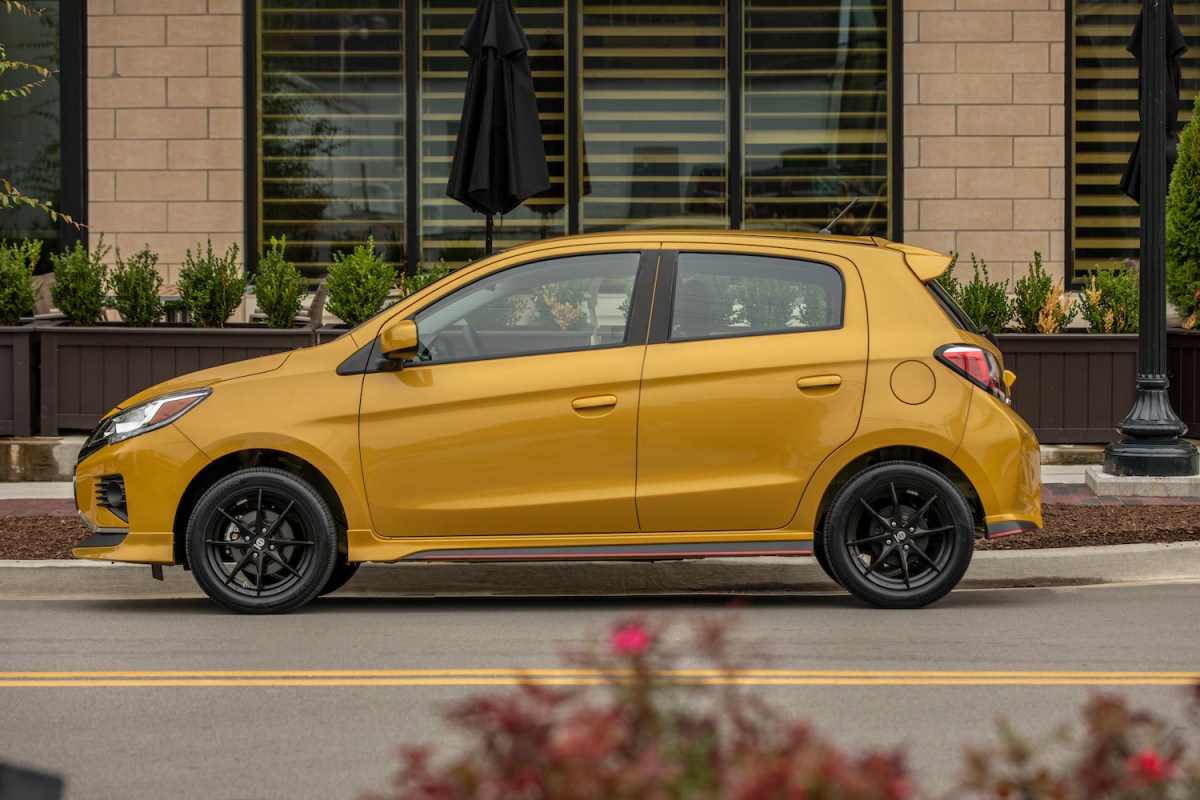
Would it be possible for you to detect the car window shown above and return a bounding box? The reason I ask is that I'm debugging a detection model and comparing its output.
[670,252,844,341]
[412,252,641,363]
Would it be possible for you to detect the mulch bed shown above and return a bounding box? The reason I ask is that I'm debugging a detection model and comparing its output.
[1,504,1197,560]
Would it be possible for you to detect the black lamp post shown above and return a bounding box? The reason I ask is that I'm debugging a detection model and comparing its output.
[1103,0,1198,476]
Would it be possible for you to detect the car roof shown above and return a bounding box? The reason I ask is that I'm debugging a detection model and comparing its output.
[489,229,952,282]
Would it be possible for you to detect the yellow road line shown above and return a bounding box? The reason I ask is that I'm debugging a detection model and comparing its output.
[0,669,1196,688]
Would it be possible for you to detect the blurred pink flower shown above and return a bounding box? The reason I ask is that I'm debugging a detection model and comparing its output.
[1127,749,1171,783]
[611,623,650,655]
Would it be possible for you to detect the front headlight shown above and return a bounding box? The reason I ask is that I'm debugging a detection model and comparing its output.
[80,389,211,460]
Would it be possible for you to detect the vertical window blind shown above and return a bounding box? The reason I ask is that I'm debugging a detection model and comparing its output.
[743,0,890,234]
[1072,0,1200,280]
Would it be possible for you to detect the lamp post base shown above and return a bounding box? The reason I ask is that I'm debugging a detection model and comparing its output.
[1103,437,1198,477]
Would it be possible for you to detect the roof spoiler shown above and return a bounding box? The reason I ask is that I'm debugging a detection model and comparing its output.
[881,242,954,283]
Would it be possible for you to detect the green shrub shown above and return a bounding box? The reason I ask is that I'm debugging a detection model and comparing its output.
[253,236,306,329]
[1167,93,1200,327]
[1079,265,1139,333]
[50,235,111,326]
[957,253,1012,332]
[0,238,40,326]
[1011,251,1077,333]
[398,258,452,299]
[325,236,396,327]
[178,240,246,328]
[107,247,164,326]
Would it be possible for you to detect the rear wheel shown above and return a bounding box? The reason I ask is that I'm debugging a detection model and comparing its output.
[822,461,974,609]
[186,468,338,614]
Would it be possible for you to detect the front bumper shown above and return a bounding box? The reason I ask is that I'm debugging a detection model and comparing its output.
[72,424,210,565]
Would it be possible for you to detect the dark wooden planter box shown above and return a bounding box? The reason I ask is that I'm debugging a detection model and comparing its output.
[995,333,1138,444]
[1168,328,1200,435]
[315,325,349,345]
[0,323,39,436]
[38,324,319,435]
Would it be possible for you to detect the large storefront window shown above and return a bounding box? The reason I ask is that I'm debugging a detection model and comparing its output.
[253,0,895,274]
[421,0,565,261]
[581,0,728,231]
[743,0,890,233]
[258,0,406,275]
[1072,0,1200,279]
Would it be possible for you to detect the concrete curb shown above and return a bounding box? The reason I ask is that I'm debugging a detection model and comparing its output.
[2,542,1198,600]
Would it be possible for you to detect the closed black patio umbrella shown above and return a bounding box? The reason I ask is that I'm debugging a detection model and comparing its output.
[446,0,550,255]
[1117,0,1187,202]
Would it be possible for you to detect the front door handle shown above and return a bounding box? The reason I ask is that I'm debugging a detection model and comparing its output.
[572,394,618,411]
[796,375,842,390]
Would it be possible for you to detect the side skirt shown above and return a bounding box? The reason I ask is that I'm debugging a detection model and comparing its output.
[402,540,814,562]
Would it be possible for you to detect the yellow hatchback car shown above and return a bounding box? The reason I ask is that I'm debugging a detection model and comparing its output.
[73,231,1041,613]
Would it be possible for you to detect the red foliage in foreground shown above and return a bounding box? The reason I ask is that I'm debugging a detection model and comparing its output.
[366,618,1200,800]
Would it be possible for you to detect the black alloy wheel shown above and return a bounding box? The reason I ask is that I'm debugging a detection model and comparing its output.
[822,461,974,609]
[186,468,338,614]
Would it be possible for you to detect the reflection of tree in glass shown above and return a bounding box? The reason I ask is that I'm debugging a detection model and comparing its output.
[733,278,798,330]
[465,295,528,331]
[0,4,61,266]
[260,72,340,269]
[533,280,589,330]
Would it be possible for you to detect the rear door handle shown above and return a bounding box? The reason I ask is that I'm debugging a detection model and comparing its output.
[796,375,842,390]
[572,394,618,411]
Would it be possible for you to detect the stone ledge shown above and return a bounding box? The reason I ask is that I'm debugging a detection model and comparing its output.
[1085,465,1200,498]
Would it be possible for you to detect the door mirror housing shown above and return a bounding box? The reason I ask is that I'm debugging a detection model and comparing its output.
[380,319,419,362]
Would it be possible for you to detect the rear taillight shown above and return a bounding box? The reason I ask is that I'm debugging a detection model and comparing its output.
[936,344,1009,403]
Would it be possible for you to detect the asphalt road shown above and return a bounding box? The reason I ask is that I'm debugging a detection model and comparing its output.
[2,582,1199,800]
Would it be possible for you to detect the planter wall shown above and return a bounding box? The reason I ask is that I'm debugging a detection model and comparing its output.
[1167,329,1200,435]
[0,324,39,436]
[38,325,318,435]
[996,333,1138,444]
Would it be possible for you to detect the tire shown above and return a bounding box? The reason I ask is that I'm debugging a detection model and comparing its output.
[812,529,842,586]
[186,468,338,614]
[822,461,974,609]
[318,558,361,597]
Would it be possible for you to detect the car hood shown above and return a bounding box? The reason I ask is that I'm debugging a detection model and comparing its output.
[108,352,293,415]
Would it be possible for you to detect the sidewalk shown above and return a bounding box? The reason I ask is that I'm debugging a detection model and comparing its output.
[2,466,1199,599]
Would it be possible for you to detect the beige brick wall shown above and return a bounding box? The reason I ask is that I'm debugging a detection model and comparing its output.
[88,0,244,286]
[904,1,1066,286]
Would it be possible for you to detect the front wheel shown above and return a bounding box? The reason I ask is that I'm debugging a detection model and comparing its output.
[186,468,338,614]
[822,462,974,609]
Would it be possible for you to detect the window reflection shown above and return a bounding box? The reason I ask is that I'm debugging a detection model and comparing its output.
[259,1,404,277]
[0,0,61,270]
[580,0,728,231]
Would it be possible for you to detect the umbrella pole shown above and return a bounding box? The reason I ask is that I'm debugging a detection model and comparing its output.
[486,213,494,255]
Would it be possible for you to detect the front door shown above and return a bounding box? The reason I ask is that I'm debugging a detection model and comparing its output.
[636,249,868,532]
[359,250,649,538]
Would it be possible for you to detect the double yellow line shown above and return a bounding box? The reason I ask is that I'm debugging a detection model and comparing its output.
[1,669,1197,688]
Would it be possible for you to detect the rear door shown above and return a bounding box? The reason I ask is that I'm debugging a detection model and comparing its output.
[635,247,868,532]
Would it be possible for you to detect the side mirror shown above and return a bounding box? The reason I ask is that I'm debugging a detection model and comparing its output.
[380,319,419,362]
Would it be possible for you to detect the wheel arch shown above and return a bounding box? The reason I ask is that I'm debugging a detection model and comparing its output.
[173,449,350,566]
[800,442,985,538]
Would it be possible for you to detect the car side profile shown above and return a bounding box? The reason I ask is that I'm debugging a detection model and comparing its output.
[73,230,1042,613]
